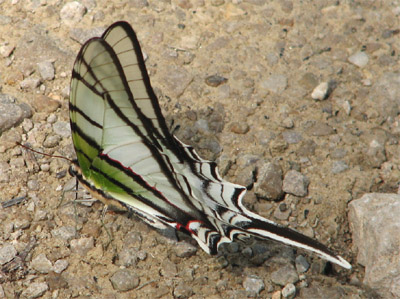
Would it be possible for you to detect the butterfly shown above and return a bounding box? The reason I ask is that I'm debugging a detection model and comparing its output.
[69,21,351,269]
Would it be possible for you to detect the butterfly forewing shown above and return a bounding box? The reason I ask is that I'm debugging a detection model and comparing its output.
[69,21,351,270]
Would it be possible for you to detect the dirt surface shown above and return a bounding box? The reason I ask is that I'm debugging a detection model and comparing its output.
[0,0,399,298]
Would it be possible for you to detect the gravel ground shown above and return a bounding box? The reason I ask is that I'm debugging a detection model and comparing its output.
[1,0,399,298]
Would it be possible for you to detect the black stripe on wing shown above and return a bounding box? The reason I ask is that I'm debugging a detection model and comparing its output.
[102,22,177,150]
[70,121,102,152]
[70,104,103,129]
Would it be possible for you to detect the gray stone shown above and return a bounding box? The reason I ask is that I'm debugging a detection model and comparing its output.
[348,51,369,68]
[37,61,55,81]
[0,244,17,265]
[53,259,69,273]
[60,1,86,26]
[110,269,140,291]
[273,204,291,220]
[368,72,400,122]
[128,0,149,8]
[254,162,284,200]
[52,121,71,138]
[31,95,61,113]
[0,94,32,133]
[307,122,335,136]
[162,65,193,98]
[31,253,53,273]
[43,134,61,148]
[366,140,387,168]
[173,282,194,299]
[282,283,296,298]
[14,213,31,229]
[271,264,299,286]
[260,74,288,93]
[243,275,265,297]
[118,248,139,267]
[282,170,309,197]
[282,131,303,144]
[81,0,97,10]
[123,231,143,248]
[20,78,41,90]
[51,226,77,241]
[349,193,400,298]
[174,242,198,258]
[70,237,94,256]
[69,27,106,45]
[21,282,48,298]
[295,255,310,273]
[226,242,240,253]
[205,75,227,87]
[331,160,349,174]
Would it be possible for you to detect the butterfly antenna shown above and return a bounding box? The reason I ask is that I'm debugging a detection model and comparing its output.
[16,142,73,163]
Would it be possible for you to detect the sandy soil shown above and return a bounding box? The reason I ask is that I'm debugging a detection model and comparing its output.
[1,0,399,298]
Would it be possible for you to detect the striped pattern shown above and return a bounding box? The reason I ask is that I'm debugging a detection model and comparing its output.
[69,21,351,269]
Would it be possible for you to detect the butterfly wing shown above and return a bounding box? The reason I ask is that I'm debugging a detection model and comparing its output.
[69,21,351,269]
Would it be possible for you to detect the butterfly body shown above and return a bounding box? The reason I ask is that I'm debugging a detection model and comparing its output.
[69,21,351,269]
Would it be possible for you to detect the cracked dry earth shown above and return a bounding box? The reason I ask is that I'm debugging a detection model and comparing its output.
[0,0,399,298]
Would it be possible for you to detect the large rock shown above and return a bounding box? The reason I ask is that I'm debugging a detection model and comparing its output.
[349,193,400,298]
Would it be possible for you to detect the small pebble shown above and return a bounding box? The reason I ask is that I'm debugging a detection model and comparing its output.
[110,269,140,291]
[20,77,41,90]
[173,282,194,298]
[281,117,294,128]
[60,1,86,26]
[51,226,77,241]
[331,160,349,174]
[243,275,265,296]
[37,61,55,81]
[282,170,309,197]
[282,283,296,298]
[342,100,352,115]
[27,179,40,191]
[260,74,288,94]
[47,114,57,124]
[205,75,227,87]
[52,121,71,138]
[31,253,53,274]
[271,264,299,286]
[311,82,329,100]
[272,290,282,299]
[43,134,61,148]
[230,122,250,134]
[295,255,310,273]
[0,44,15,57]
[273,205,291,220]
[282,131,302,144]
[118,248,139,267]
[254,162,283,201]
[70,237,94,256]
[53,259,69,273]
[21,282,48,298]
[0,244,17,265]
[348,51,369,68]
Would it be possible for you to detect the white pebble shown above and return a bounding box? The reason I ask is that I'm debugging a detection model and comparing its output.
[342,100,351,115]
[348,51,369,68]
[311,82,329,100]
[60,1,86,26]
